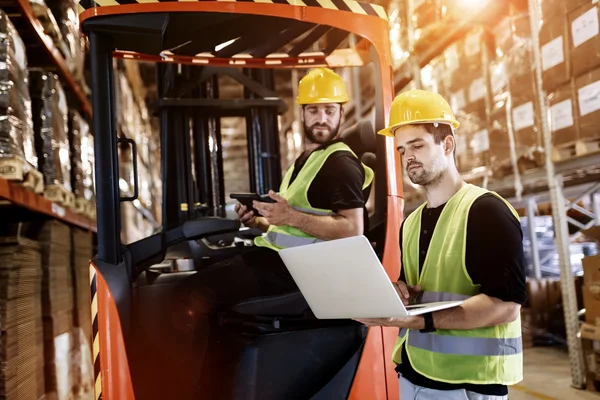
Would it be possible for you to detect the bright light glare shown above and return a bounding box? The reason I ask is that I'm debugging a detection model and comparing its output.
[215,38,238,52]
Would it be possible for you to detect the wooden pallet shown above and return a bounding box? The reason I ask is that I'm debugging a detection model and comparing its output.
[44,185,75,208]
[491,158,515,179]
[73,197,91,215]
[552,138,600,162]
[0,157,44,193]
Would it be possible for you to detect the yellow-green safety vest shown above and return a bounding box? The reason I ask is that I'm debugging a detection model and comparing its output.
[393,183,523,385]
[254,141,374,251]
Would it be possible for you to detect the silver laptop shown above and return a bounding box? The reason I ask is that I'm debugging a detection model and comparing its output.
[278,235,463,319]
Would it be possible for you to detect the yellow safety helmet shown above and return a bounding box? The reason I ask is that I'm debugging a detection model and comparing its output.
[296,67,349,105]
[377,89,460,137]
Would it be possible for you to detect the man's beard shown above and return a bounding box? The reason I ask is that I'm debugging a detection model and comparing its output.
[304,121,340,145]
[406,161,443,187]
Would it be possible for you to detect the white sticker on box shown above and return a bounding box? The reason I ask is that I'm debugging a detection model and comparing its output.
[470,129,490,154]
[550,99,574,131]
[451,90,466,111]
[572,7,599,48]
[469,77,487,103]
[578,80,600,116]
[541,36,564,71]
[512,102,535,131]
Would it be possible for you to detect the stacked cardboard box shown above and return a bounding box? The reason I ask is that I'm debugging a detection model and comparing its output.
[568,3,600,144]
[0,231,45,400]
[488,11,546,174]
[539,0,580,148]
[522,276,583,348]
[579,225,600,391]
[442,28,492,175]
[38,220,74,400]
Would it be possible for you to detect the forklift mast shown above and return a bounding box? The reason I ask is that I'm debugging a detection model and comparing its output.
[156,64,284,229]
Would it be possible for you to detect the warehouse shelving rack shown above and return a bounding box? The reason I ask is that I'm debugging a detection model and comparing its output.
[394,0,598,390]
[0,0,98,231]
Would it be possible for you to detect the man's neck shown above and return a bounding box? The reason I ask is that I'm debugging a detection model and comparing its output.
[424,169,466,209]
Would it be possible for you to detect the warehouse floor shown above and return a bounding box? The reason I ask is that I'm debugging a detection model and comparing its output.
[510,347,600,399]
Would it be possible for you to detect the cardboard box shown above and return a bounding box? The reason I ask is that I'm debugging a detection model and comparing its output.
[568,4,600,78]
[540,0,569,20]
[584,284,600,325]
[540,14,571,92]
[575,67,600,141]
[548,81,579,146]
[512,90,542,157]
[493,14,532,56]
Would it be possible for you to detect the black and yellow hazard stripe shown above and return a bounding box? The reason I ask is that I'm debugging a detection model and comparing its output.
[78,0,388,21]
[90,265,103,400]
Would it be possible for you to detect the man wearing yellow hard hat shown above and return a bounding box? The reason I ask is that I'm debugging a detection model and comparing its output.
[357,90,526,400]
[177,66,373,334]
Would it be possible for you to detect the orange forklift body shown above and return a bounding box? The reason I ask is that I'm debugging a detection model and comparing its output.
[80,1,404,399]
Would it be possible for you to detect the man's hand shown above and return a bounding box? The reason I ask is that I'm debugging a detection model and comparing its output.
[252,191,295,226]
[234,203,270,232]
[393,281,422,305]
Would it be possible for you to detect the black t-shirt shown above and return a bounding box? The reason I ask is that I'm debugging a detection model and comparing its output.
[397,193,527,396]
[288,140,366,212]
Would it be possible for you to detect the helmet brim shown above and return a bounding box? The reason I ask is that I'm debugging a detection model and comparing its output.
[296,96,349,105]
[377,119,460,137]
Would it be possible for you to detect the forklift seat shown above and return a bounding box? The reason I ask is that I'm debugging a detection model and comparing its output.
[231,291,308,316]
[340,119,376,157]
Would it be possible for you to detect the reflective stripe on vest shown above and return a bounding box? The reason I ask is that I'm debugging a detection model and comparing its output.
[406,331,522,357]
[419,291,471,303]
[291,206,335,216]
[265,231,324,248]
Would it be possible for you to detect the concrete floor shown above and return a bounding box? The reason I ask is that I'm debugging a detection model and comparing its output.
[510,347,600,400]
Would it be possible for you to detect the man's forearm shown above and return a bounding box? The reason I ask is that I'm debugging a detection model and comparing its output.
[287,209,361,240]
[430,294,521,331]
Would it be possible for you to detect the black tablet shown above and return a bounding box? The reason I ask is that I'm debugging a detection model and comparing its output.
[230,193,276,216]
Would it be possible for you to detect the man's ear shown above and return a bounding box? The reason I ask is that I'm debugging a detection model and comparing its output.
[300,106,305,122]
[444,135,455,156]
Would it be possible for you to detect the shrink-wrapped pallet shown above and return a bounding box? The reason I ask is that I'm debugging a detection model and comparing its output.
[0,11,37,176]
[29,70,71,192]
[68,111,95,206]
[45,0,86,83]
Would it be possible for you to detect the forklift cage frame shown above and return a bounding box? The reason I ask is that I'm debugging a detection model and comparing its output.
[79,1,404,398]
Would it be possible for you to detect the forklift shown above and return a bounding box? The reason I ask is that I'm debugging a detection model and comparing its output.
[79,0,404,399]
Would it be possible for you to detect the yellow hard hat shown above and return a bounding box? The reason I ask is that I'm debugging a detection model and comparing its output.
[296,67,349,105]
[377,89,460,137]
